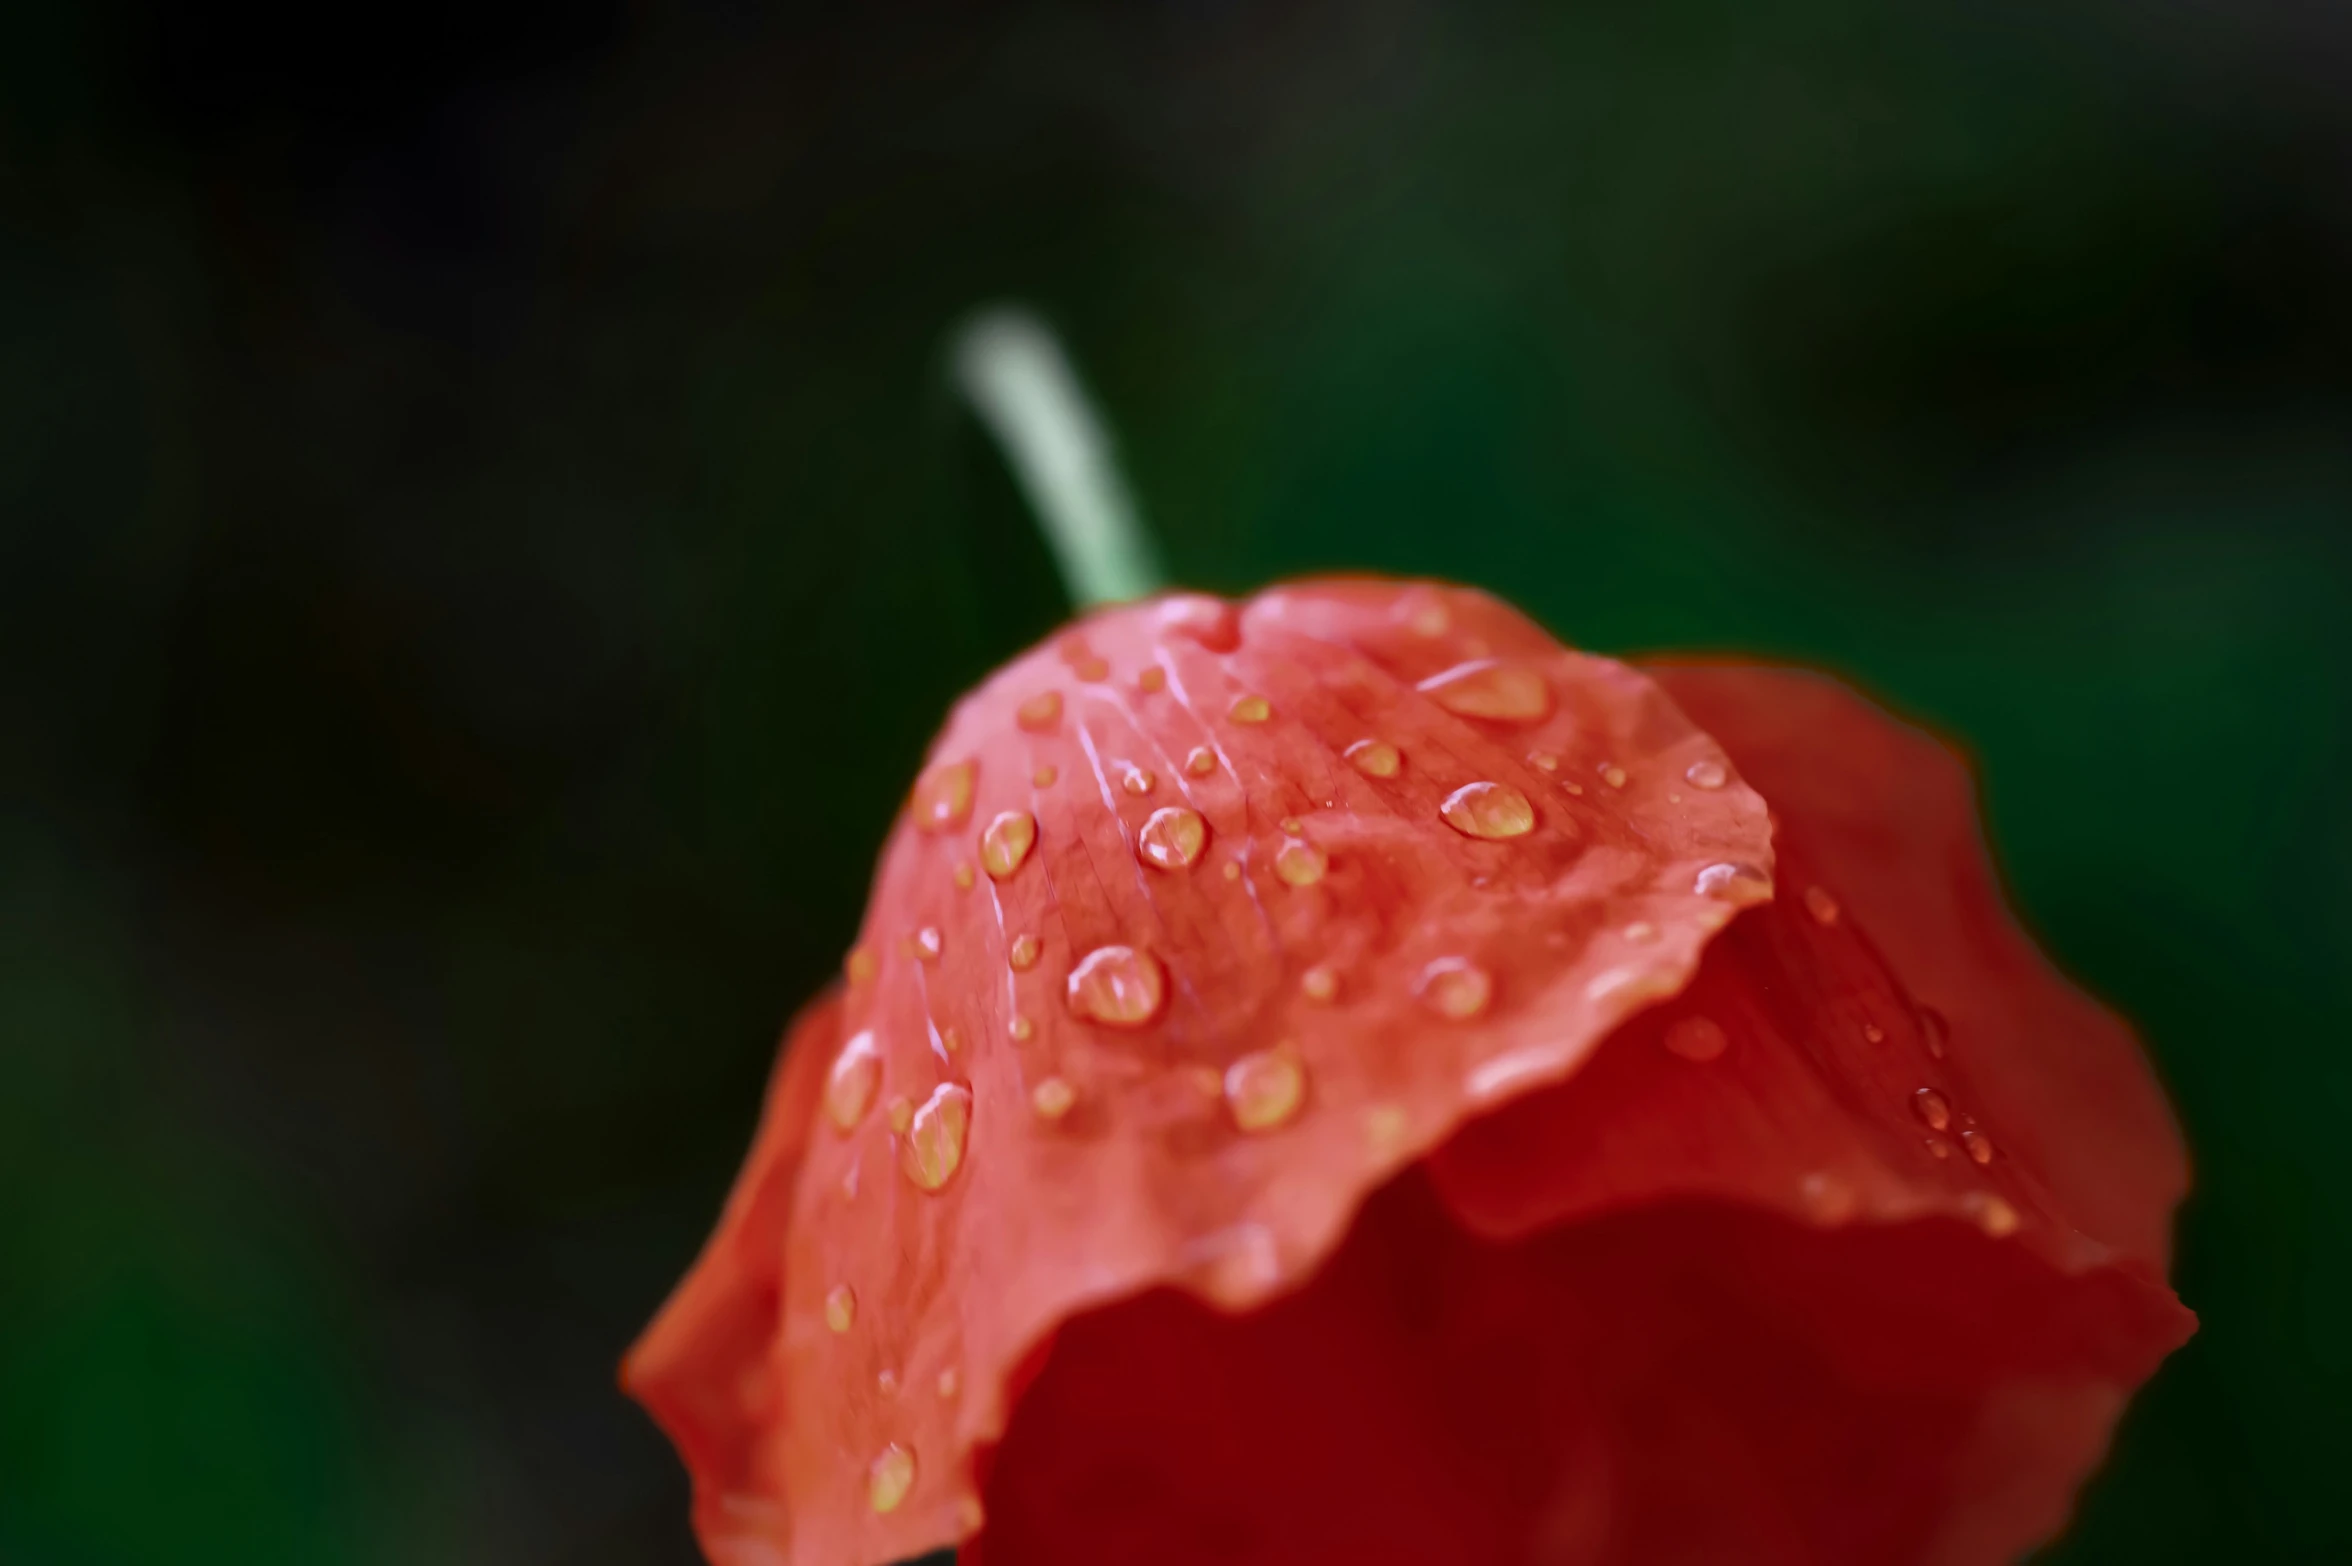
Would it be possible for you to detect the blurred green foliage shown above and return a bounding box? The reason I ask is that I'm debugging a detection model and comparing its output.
[3,1,2348,1562]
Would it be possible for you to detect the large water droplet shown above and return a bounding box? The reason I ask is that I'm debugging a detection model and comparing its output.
[1418,957,1493,1019]
[1694,861,1771,901]
[1031,1076,1076,1121]
[1008,933,1040,971]
[1136,806,1208,871]
[1225,1049,1306,1132]
[825,1031,882,1130]
[824,1284,856,1333]
[868,1445,917,1514]
[1663,1016,1729,1062]
[1418,659,1552,723]
[1066,945,1167,1027]
[901,1083,973,1192]
[1185,746,1217,777]
[1017,690,1063,731]
[1120,764,1156,796]
[1158,594,1242,652]
[1440,781,1536,840]
[1912,1087,1952,1131]
[1685,759,1728,790]
[981,810,1038,880]
[1274,839,1328,886]
[1346,739,1401,778]
[912,761,976,832]
[1229,694,1272,724]
[1803,885,1840,926]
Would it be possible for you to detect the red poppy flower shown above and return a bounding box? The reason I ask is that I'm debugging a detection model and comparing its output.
[623,579,2192,1566]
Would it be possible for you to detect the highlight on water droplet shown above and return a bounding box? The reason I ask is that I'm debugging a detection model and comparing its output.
[1418,659,1552,723]
[886,1095,914,1134]
[981,810,1038,880]
[1031,1076,1076,1121]
[1912,1086,1952,1132]
[1961,1128,1995,1165]
[1417,956,1493,1020]
[845,946,878,984]
[1120,764,1156,796]
[1663,1015,1729,1062]
[1224,1048,1306,1132]
[901,1083,974,1192]
[1274,838,1328,886]
[1684,758,1728,790]
[912,926,943,962]
[1229,694,1271,724]
[1299,964,1339,1003]
[869,1444,917,1515]
[1008,933,1041,971]
[1033,764,1058,787]
[912,760,976,832]
[1135,665,1167,694]
[1136,806,1208,871]
[1694,861,1771,902]
[1440,780,1537,840]
[1803,885,1841,926]
[1017,690,1063,731]
[1597,762,1628,789]
[1157,593,1242,652]
[1185,746,1217,777]
[825,1030,883,1131]
[1066,944,1168,1027]
[1346,739,1401,778]
[824,1283,856,1333]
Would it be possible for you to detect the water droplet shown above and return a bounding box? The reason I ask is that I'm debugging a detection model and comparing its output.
[1961,1128,1995,1165]
[1185,746,1217,777]
[876,1368,899,1396]
[1274,839,1327,886]
[1919,1006,1950,1059]
[1695,861,1771,901]
[1440,781,1536,840]
[1135,665,1167,694]
[1225,1049,1306,1132]
[1137,806,1208,870]
[1300,964,1339,1003]
[1597,763,1628,789]
[912,761,976,832]
[1017,690,1063,730]
[886,1095,913,1133]
[1912,1087,1952,1131]
[1801,1171,1859,1223]
[1229,694,1272,724]
[1418,659,1552,723]
[1394,588,1452,638]
[1073,656,1111,682]
[1684,759,1728,790]
[1364,1104,1409,1157]
[981,810,1038,879]
[1927,1138,1952,1160]
[1863,1022,1886,1044]
[1120,764,1156,796]
[952,862,975,890]
[1066,945,1167,1027]
[1622,921,1658,944]
[1009,1014,1034,1041]
[1803,885,1840,926]
[1221,861,1242,881]
[824,1284,856,1333]
[1279,816,1303,835]
[1033,764,1058,787]
[1008,933,1040,971]
[1663,1016,1729,1062]
[869,1445,917,1514]
[936,1367,959,1399]
[901,1083,973,1192]
[940,1025,962,1054]
[1529,751,1560,773]
[1158,594,1242,652]
[845,946,878,984]
[1346,739,1401,778]
[1031,1076,1076,1121]
[826,1031,882,1130]
[1418,957,1493,1019]
[912,926,943,962]
[1561,779,1585,795]
[1965,1191,2020,1237]
[954,1495,985,1532]
[1666,792,1683,805]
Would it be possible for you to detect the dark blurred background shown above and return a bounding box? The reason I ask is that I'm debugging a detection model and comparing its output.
[4,1,2350,1562]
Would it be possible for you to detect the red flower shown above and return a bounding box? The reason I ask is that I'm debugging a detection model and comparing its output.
[623,581,2192,1566]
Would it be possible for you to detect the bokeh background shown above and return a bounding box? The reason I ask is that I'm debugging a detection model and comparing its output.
[6,1,2350,1562]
